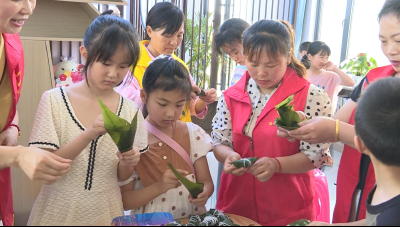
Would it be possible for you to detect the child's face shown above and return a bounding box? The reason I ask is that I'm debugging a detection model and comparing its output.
[0,0,36,34]
[245,49,289,91]
[222,42,246,65]
[142,89,188,128]
[85,47,131,90]
[308,50,329,70]
[379,14,400,73]
[147,24,184,55]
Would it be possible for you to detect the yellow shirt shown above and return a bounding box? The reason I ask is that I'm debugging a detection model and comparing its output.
[0,34,13,132]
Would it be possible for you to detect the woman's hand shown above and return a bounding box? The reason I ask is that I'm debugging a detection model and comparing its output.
[85,115,107,141]
[158,169,188,194]
[117,146,141,168]
[224,152,248,176]
[0,126,19,146]
[17,146,72,185]
[249,157,279,183]
[287,117,336,144]
[199,89,217,105]
[189,188,210,207]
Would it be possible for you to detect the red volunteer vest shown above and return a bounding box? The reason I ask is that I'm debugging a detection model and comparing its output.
[333,65,396,223]
[0,33,24,226]
[217,68,316,226]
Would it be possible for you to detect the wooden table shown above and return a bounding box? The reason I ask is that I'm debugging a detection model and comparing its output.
[180,213,261,226]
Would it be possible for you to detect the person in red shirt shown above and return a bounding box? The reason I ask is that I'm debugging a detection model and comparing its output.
[278,0,400,224]
[0,1,71,225]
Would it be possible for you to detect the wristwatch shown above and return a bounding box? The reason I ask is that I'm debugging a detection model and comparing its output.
[10,124,21,138]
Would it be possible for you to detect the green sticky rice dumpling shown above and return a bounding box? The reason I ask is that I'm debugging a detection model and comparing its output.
[98,98,138,153]
[275,95,301,131]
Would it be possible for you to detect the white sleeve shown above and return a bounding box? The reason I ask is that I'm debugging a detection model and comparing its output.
[301,85,334,168]
[188,123,213,164]
[211,95,233,148]
[29,90,61,151]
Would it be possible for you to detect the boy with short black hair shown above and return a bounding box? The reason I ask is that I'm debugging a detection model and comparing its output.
[353,77,400,226]
[299,41,311,59]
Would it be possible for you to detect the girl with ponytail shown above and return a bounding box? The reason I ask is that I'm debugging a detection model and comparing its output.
[211,20,333,226]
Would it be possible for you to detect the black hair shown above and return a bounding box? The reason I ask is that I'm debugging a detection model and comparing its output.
[142,56,192,118]
[83,10,140,86]
[299,41,311,53]
[243,20,307,77]
[300,41,331,69]
[378,0,400,21]
[214,18,250,55]
[145,2,185,40]
[355,77,400,167]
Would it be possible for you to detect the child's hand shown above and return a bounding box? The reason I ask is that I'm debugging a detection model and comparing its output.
[188,188,210,207]
[249,157,279,183]
[117,146,141,167]
[199,89,217,104]
[324,61,337,72]
[191,85,202,100]
[224,152,247,176]
[86,115,107,141]
[158,169,188,194]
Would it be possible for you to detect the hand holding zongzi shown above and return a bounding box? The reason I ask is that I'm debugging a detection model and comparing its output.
[249,157,280,183]
[158,169,189,194]
[189,187,210,207]
[116,147,141,168]
[84,115,107,141]
[224,152,248,177]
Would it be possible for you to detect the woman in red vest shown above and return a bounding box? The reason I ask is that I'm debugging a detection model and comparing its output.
[211,20,333,226]
[279,1,400,224]
[0,1,71,225]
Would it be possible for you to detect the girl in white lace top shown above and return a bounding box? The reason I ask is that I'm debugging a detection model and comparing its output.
[27,12,148,226]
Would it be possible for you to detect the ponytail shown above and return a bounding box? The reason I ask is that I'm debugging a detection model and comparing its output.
[300,54,310,69]
[279,20,307,78]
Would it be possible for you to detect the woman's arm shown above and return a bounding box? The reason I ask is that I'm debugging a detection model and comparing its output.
[0,145,71,184]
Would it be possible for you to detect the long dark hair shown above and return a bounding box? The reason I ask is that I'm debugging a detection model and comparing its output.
[145,2,185,40]
[83,10,140,86]
[243,19,307,77]
[300,41,331,69]
[142,56,192,118]
[214,18,250,55]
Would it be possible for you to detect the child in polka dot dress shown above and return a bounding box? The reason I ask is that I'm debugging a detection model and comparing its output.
[120,56,214,219]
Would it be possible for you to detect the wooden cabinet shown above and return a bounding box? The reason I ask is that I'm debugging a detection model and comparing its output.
[10,0,125,225]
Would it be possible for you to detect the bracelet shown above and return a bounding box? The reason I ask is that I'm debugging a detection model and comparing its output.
[273,157,282,173]
[335,119,340,142]
[10,124,21,138]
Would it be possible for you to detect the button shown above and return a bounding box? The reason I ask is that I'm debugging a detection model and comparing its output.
[163,156,167,160]
[159,142,163,147]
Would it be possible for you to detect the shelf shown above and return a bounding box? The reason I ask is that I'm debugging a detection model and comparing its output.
[19,0,101,41]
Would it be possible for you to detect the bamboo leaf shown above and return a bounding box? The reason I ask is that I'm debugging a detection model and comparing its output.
[167,163,204,199]
[98,98,138,153]
[274,95,302,130]
[232,157,258,169]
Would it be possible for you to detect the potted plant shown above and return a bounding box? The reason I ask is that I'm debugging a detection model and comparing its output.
[339,53,378,85]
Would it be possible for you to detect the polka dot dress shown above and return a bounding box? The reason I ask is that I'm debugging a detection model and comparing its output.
[120,123,211,219]
[211,78,333,168]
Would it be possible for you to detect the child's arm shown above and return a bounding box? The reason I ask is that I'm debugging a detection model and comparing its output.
[325,61,355,87]
[188,156,214,207]
[121,169,188,210]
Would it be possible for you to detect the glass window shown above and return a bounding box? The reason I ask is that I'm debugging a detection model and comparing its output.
[319,0,348,66]
[347,0,388,67]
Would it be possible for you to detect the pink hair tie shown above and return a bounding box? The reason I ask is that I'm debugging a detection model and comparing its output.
[169,56,174,61]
